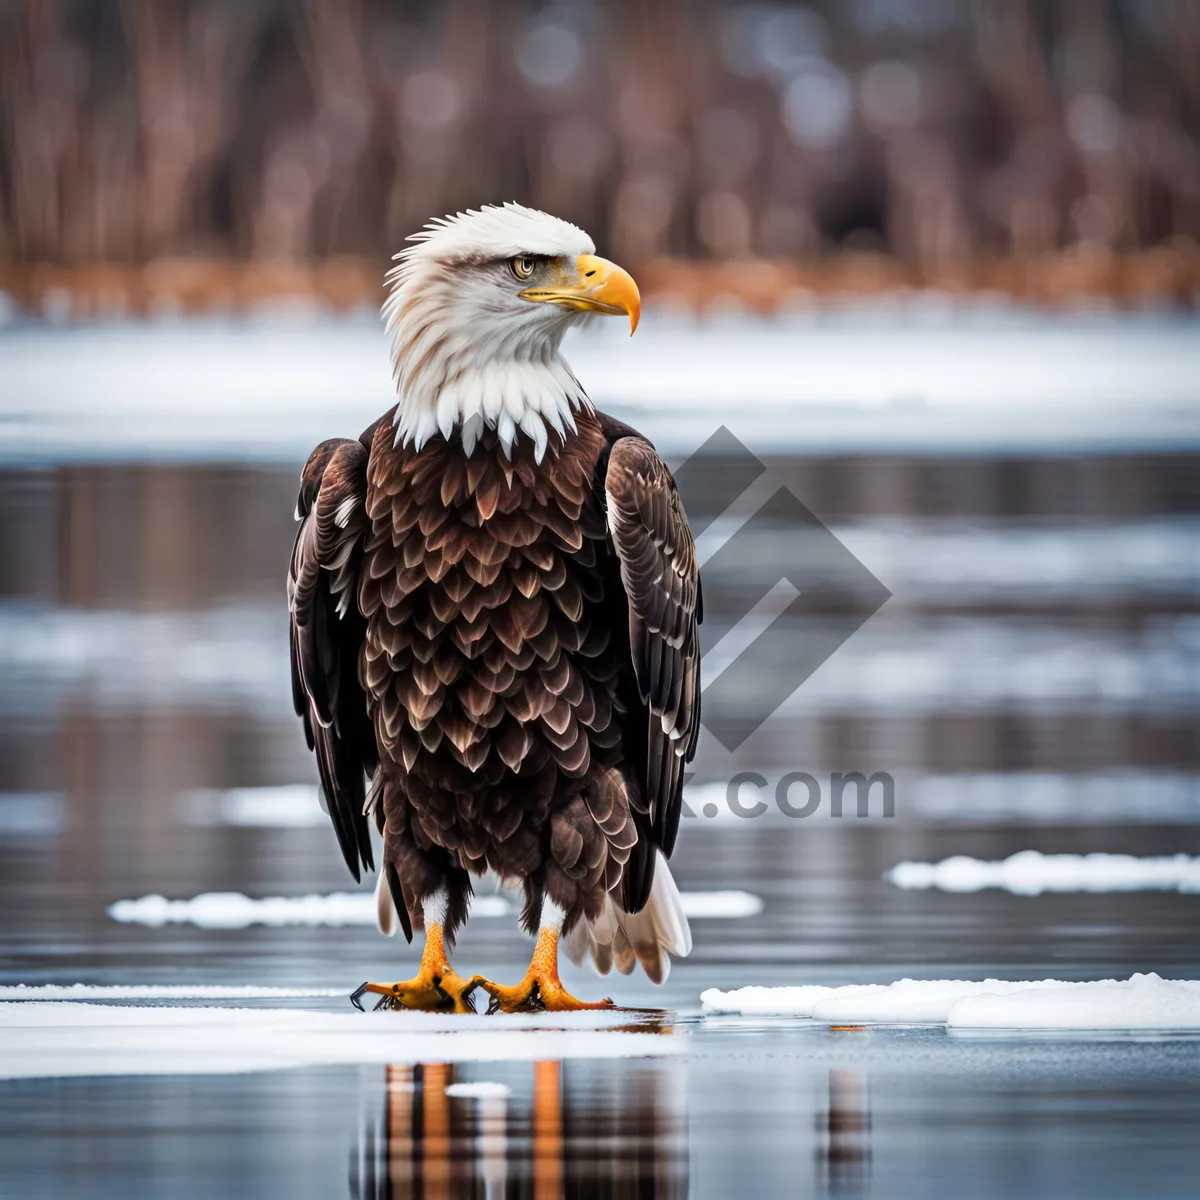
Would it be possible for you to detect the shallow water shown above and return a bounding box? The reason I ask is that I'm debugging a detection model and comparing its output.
[3,1025,1200,1199]
[1,320,1198,1196]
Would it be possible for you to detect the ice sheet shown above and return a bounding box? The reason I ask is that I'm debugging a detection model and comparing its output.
[0,984,345,1000]
[945,974,1200,1030]
[108,889,762,927]
[887,850,1200,894]
[0,1003,681,1080]
[701,973,1200,1030]
[3,314,1199,461]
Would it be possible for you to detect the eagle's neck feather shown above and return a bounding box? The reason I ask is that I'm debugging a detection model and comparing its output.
[386,270,591,463]
[393,355,591,462]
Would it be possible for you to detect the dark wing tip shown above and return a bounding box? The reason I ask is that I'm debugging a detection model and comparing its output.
[291,437,376,885]
[606,437,701,868]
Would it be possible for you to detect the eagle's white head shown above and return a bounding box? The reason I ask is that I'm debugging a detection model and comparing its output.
[383,203,640,460]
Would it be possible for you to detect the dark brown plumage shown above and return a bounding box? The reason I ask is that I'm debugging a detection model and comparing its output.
[289,403,701,961]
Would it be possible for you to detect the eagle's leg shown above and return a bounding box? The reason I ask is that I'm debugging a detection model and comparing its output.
[466,901,614,1014]
[351,890,475,1014]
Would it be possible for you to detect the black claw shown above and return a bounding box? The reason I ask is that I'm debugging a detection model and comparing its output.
[462,979,487,1011]
[463,978,502,1016]
[350,981,370,1011]
[438,982,477,1014]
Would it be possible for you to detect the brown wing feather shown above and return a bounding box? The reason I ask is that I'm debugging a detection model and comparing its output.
[288,435,377,881]
[604,436,702,869]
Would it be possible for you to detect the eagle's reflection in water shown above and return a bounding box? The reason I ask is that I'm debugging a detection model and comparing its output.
[352,1057,688,1199]
[816,1070,871,1197]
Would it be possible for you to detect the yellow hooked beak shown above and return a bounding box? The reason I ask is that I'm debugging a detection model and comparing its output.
[519,254,641,335]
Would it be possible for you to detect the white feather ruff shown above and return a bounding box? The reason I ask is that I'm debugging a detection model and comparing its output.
[382,203,596,461]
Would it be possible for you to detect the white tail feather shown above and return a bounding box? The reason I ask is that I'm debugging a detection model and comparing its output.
[375,869,397,937]
[565,852,691,985]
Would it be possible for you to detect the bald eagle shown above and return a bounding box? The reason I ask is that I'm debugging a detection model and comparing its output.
[289,204,700,1012]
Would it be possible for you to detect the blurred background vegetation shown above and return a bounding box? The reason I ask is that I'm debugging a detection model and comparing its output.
[2,0,1198,314]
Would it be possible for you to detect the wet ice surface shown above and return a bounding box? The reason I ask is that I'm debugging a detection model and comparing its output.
[0,1004,680,1080]
[1,316,1199,1196]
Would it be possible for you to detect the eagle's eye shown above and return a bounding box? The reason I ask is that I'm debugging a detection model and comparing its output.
[509,256,536,281]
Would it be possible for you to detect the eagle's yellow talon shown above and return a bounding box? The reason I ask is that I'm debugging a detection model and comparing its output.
[434,969,478,1014]
[351,914,476,1013]
[465,974,613,1014]
[351,966,476,1013]
[465,924,615,1014]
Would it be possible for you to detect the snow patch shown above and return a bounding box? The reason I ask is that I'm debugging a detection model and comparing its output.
[0,1003,679,1080]
[445,1081,513,1099]
[702,985,851,1017]
[185,785,325,828]
[678,890,764,918]
[0,984,345,1000]
[701,973,1200,1030]
[108,889,761,928]
[108,891,512,928]
[887,850,1200,894]
[946,975,1200,1030]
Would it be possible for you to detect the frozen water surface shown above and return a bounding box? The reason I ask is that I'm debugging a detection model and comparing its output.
[0,1003,679,1080]
[1,314,1198,1197]
[0,983,344,1000]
